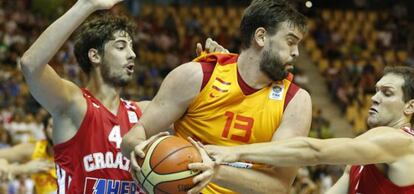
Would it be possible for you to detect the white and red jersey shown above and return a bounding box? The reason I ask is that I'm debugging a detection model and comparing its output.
[53,89,145,194]
[348,127,414,194]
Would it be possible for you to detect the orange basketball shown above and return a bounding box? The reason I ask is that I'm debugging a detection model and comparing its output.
[136,136,202,194]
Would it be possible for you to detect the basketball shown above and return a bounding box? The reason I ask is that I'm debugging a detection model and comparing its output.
[136,136,202,194]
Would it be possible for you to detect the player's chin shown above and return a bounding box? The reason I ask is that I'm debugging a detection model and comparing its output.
[367,117,379,128]
[284,64,294,71]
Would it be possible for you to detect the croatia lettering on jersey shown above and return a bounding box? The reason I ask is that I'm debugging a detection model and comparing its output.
[83,152,130,172]
[54,89,145,194]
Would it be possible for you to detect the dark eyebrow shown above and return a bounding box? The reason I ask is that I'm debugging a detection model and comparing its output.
[286,33,300,41]
[114,39,127,44]
[375,85,395,91]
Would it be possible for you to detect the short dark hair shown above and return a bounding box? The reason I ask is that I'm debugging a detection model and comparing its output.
[74,13,136,75]
[240,0,307,49]
[383,66,414,102]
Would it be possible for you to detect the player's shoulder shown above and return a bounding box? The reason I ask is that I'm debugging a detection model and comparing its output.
[288,87,311,105]
[166,62,204,86]
[193,53,238,66]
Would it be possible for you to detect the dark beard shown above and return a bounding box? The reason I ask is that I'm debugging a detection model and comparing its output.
[101,66,130,87]
[259,50,288,81]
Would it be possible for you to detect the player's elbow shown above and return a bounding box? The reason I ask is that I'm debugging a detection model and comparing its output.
[20,54,37,76]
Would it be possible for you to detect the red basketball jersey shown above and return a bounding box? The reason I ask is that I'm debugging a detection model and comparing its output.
[53,89,145,194]
[348,127,414,194]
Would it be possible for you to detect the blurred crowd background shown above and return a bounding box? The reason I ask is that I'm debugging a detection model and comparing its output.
[1,0,413,193]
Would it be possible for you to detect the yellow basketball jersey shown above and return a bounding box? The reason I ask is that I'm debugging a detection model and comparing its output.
[174,53,296,194]
[31,140,57,194]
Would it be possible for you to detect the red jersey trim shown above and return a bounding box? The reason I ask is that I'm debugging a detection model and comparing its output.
[402,127,414,136]
[197,53,300,100]
[193,53,238,66]
[283,82,300,111]
[237,68,260,95]
[200,62,215,91]
[349,164,414,194]
[53,89,93,150]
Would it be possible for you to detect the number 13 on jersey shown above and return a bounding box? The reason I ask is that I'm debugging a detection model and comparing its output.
[221,111,254,143]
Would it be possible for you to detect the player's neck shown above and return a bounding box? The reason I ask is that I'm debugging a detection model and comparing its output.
[389,118,411,129]
[238,49,273,89]
[85,71,121,110]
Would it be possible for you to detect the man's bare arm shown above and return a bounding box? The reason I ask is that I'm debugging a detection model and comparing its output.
[121,62,203,157]
[20,0,121,116]
[211,126,413,167]
[0,143,34,163]
[326,166,350,194]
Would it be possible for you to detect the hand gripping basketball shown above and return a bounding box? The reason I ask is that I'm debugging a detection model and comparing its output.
[131,135,202,194]
[187,137,219,194]
[130,132,170,176]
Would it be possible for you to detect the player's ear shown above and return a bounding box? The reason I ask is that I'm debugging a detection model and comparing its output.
[253,27,266,48]
[88,48,102,66]
[404,99,414,116]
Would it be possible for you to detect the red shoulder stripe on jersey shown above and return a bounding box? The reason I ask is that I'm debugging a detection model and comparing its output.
[283,82,300,111]
[216,53,238,65]
[194,53,238,66]
[237,68,259,95]
[200,62,215,91]
[198,53,238,91]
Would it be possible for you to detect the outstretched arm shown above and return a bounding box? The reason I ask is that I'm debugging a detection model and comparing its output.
[0,143,34,163]
[0,159,54,181]
[20,0,122,115]
[208,126,414,167]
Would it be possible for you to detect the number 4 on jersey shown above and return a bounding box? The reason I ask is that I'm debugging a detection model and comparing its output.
[109,125,122,149]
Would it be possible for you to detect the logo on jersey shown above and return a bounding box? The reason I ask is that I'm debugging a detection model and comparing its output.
[92,103,100,108]
[269,84,284,100]
[84,177,145,194]
[127,111,138,123]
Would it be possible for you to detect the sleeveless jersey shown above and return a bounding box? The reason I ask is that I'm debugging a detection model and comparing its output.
[348,127,414,194]
[53,89,145,194]
[31,140,57,194]
[174,53,299,194]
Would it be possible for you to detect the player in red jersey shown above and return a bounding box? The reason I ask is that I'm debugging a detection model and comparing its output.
[203,66,414,194]
[19,0,150,193]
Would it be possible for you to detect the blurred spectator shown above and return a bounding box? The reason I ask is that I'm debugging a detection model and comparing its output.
[310,107,332,139]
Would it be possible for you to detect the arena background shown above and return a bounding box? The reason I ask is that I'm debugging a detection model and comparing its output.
[0,0,413,193]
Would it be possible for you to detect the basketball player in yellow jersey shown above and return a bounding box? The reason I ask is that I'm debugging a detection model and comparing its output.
[0,116,56,194]
[122,0,311,193]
